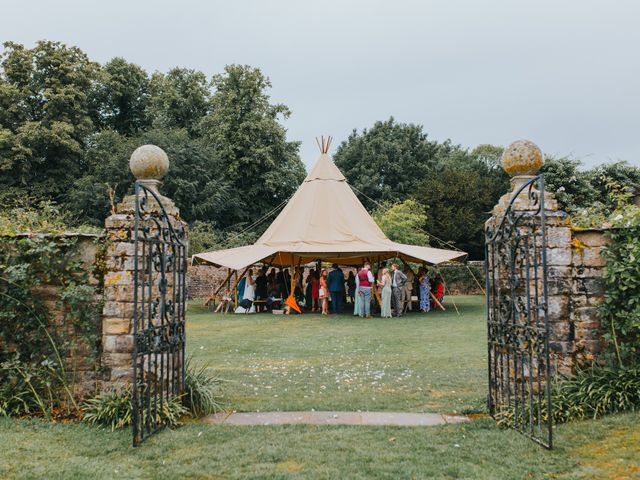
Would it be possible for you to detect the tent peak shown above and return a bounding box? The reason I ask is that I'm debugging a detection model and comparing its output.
[315,135,332,154]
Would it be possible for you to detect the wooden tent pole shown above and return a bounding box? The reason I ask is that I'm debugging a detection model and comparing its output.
[206,267,234,307]
[232,266,251,307]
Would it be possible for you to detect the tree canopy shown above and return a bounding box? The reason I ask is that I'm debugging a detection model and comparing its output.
[0,41,304,235]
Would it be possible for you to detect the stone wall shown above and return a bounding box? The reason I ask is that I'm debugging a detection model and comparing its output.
[486,173,608,377]
[188,262,231,299]
[4,233,104,398]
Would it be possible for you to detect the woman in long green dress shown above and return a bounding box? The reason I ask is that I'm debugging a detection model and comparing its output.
[353,268,362,316]
[378,268,392,318]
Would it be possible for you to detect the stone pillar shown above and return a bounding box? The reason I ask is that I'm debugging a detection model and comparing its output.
[486,140,606,378]
[101,145,184,389]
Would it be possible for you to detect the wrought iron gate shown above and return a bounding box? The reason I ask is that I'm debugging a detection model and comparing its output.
[485,175,553,448]
[132,181,187,446]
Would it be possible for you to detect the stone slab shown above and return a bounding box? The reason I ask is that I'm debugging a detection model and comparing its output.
[203,411,469,427]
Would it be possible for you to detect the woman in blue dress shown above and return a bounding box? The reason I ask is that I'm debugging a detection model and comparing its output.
[418,267,430,313]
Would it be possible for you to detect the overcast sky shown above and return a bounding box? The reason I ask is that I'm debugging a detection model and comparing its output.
[2,0,639,169]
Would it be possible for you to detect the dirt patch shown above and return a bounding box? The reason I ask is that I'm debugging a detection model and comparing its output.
[276,460,304,473]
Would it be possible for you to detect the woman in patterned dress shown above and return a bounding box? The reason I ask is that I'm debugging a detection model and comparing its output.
[418,267,430,313]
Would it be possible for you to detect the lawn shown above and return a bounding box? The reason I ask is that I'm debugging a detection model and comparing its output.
[1,295,638,479]
[187,295,487,414]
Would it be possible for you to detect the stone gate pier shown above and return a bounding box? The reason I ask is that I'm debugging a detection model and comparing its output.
[486,140,607,377]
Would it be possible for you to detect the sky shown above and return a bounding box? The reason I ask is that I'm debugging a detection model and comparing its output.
[2,0,639,170]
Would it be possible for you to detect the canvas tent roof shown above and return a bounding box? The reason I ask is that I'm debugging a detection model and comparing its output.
[193,146,466,270]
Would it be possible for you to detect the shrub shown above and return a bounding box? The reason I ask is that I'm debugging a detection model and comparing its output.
[496,366,640,426]
[183,356,225,416]
[82,387,187,431]
[552,366,640,422]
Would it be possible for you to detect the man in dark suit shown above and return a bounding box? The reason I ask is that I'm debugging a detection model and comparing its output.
[328,263,345,314]
[391,263,407,317]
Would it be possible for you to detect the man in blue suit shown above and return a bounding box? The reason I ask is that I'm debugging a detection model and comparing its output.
[328,263,345,314]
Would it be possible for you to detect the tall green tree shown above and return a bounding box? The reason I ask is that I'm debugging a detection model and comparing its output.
[67,128,232,226]
[148,68,210,135]
[91,57,150,134]
[414,156,508,259]
[198,64,306,227]
[333,118,459,209]
[0,41,100,200]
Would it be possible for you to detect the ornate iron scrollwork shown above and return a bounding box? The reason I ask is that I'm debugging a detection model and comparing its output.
[485,175,553,449]
[132,182,187,446]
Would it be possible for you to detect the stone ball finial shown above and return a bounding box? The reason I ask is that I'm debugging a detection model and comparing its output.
[129,145,169,181]
[501,140,543,176]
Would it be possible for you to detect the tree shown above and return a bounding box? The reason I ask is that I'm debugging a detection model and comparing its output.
[0,41,100,201]
[414,157,508,259]
[91,57,150,134]
[198,64,306,228]
[373,199,428,245]
[333,118,459,209]
[66,128,233,226]
[148,68,210,135]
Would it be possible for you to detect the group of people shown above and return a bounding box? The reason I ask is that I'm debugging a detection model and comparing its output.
[232,262,444,317]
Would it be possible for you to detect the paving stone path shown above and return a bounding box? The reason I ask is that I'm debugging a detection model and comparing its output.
[204,411,468,426]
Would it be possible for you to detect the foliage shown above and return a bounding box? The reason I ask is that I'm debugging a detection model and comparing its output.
[90,57,151,134]
[198,64,306,227]
[0,235,103,419]
[82,359,222,429]
[1,42,304,234]
[598,203,640,367]
[148,68,211,135]
[414,157,508,259]
[372,199,428,245]
[0,41,100,201]
[334,117,460,209]
[188,220,259,256]
[498,366,640,427]
[182,356,225,416]
[82,387,187,431]
[552,366,640,422]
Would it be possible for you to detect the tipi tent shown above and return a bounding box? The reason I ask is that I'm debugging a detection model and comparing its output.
[193,138,466,270]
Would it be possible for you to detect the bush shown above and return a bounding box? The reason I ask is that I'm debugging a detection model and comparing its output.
[183,356,225,416]
[496,366,640,426]
[82,360,223,430]
[82,386,187,431]
[553,366,640,422]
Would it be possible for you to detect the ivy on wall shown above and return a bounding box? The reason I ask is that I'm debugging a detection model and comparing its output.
[0,235,104,418]
[598,205,640,368]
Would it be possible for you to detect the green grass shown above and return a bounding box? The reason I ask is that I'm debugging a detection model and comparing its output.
[187,295,487,414]
[1,295,638,479]
[0,413,638,479]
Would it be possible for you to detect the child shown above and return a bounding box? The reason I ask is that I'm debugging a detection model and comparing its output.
[215,290,233,314]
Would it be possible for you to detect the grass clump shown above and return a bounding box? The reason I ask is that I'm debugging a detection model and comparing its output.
[183,356,225,416]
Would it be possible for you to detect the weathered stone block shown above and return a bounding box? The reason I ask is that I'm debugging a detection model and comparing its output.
[103,334,134,353]
[104,270,133,287]
[546,227,572,249]
[573,230,612,247]
[102,352,131,367]
[547,295,570,319]
[547,247,572,266]
[573,246,607,268]
[102,317,132,335]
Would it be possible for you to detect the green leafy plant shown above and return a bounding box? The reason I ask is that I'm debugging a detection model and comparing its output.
[0,235,103,419]
[82,387,187,431]
[183,356,225,416]
[496,366,640,426]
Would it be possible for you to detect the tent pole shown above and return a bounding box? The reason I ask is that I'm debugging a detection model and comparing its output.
[231,266,251,308]
[206,267,234,307]
[437,268,460,316]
